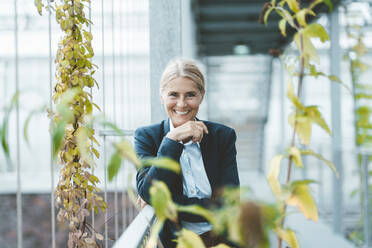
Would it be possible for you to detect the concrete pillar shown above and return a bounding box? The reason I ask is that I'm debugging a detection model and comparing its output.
[149,0,182,123]
[329,7,343,234]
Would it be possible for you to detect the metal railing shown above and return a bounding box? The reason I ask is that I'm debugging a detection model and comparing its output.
[113,205,156,248]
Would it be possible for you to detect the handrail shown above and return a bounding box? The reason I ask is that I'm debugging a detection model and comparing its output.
[113,205,156,248]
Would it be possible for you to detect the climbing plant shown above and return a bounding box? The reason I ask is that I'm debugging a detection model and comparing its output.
[261,0,340,247]
[35,0,106,247]
[345,9,372,245]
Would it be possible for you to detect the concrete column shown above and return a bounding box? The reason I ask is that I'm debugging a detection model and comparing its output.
[330,7,343,234]
[149,0,182,123]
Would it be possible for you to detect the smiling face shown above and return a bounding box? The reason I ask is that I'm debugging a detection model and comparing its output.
[161,77,204,128]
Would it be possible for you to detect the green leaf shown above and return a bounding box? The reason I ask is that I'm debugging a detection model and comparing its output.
[323,0,333,12]
[274,228,299,248]
[23,105,46,147]
[177,205,215,224]
[267,155,283,199]
[300,149,338,177]
[142,157,180,174]
[176,229,206,248]
[52,121,66,159]
[108,152,122,182]
[286,182,318,221]
[150,181,178,221]
[303,23,330,43]
[115,139,141,167]
[288,146,303,168]
[279,19,287,37]
[264,7,274,25]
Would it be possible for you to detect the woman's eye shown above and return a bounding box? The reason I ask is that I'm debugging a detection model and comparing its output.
[169,93,177,97]
[186,93,196,97]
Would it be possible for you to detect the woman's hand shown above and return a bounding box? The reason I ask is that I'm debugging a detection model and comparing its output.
[136,196,147,209]
[166,121,208,143]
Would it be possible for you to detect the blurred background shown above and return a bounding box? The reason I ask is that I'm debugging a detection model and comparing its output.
[0,0,371,247]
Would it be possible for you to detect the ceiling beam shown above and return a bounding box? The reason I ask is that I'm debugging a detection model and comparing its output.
[199,5,265,17]
[199,21,278,32]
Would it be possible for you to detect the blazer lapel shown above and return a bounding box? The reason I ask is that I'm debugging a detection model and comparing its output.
[199,122,217,192]
[162,118,170,138]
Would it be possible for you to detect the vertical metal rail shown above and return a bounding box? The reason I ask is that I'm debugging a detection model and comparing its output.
[119,0,128,233]
[101,0,108,246]
[330,6,343,234]
[112,0,119,241]
[14,1,22,247]
[317,146,324,211]
[88,0,95,231]
[47,1,56,247]
[362,154,370,247]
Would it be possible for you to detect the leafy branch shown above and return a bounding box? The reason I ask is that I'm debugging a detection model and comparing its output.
[262,0,338,247]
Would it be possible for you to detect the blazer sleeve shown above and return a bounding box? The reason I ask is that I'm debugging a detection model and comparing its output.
[135,127,214,223]
[220,128,240,187]
[135,127,183,204]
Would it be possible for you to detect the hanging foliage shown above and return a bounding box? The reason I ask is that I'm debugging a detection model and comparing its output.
[345,9,372,245]
[262,0,339,247]
[35,0,105,247]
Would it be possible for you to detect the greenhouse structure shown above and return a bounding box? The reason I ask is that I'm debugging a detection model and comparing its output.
[0,0,371,247]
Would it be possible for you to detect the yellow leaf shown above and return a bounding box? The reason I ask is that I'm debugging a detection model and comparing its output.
[211,244,231,248]
[301,149,338,177]
[285,0,300,13]
[176,229,206,248]
[289,114,312,145]
[274,228,299,248]
[295,9,308,27]
[286,80,305,111]
[288,146,303,168]
[92,147,99,159]
[286,183,318,221]
[303,23,330,43]
[305,106,331,135]
[279,19,287,37]
[267,155,283,199]
[294,32,319,64]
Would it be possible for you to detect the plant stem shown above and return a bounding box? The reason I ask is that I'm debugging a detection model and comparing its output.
[277,29,305,248]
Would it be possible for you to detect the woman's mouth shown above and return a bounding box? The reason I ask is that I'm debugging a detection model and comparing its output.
[174,110,190,115]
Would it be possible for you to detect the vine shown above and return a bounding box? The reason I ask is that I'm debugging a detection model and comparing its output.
[345,8,372,245]
[35,0,106,247]
[262,0,339,247]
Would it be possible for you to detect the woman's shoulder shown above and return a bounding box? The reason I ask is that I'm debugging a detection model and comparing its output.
[202,120,235,136]
[134,120,166,138]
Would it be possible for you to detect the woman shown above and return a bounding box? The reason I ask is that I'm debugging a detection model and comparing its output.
[135,58,239,248]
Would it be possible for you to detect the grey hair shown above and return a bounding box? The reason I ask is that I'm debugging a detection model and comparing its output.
[159,58,205,96]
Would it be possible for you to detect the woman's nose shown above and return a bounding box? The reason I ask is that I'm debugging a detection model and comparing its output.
[176,97,187,107]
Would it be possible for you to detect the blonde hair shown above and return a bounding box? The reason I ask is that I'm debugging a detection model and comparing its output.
[159,58,205,95]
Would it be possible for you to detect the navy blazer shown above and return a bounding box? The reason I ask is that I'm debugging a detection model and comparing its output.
[134,119,239,247]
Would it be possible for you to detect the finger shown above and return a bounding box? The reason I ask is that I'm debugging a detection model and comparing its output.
[196,121,208,134]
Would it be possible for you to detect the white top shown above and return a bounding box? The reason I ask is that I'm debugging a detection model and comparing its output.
[169,120,212,234]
